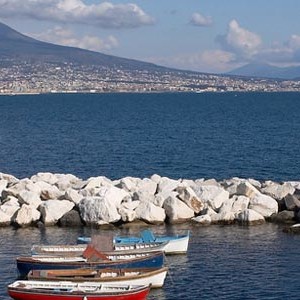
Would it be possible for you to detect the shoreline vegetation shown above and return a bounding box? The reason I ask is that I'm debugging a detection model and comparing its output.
[1,172,300,230]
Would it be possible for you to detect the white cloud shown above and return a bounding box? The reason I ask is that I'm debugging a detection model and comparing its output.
[218,19,262,58]
[190,12,213,27]
[146,50,240,73]
[31,27,119,52]
[0,0,155,29]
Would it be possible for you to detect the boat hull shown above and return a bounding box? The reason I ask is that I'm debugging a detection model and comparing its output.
[8,281,150,300]
[17,251,164,278]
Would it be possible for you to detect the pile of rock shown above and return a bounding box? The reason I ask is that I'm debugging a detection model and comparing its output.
[0,172,299,228]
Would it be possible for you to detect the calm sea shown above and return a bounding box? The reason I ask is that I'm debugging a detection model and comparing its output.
[0,92,300,181]
[1,92,300,299]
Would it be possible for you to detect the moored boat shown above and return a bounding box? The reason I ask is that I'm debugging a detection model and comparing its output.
[77,229,190,254]
[7,280,150,300]
[17,247,165,278]
[27,266,168,288]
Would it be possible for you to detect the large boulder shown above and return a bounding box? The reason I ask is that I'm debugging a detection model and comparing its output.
[176,186,204,213]
[58,210,84,227]
[17,190,42,209]
[135,202,165,224]
[31,172,58,185]
[83,176,112,189]
[236,209,265,225]
[193,185,229,211]
[249,193,278,217]
[95,186,131,207]
[231,195,250,214]
[12,204,40,227]
[79,197,121,225]
[163,195,194,223]
[269,210,295,224]
[157,177,181,197]
[33,181,63,200]
[191,214,212,225]
[64,188,83,205]
[39,200,75,225]
[284,194,300,211]
[0,196,20,217]
[261,182,295,200]
[236,181,260,198]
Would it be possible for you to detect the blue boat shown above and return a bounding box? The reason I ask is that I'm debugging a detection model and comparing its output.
[77,229,190,254]
[16,247,164,278]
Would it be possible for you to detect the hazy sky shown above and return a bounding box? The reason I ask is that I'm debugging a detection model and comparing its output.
[1,0,300,73]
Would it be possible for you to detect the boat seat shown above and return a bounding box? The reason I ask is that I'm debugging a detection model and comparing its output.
[141,229,156,243]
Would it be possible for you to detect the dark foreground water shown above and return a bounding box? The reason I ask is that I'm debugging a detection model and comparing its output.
[1,224,300,300]
[0,92,300,181]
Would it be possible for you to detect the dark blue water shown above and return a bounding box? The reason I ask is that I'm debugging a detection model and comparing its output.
[1,92,300,299]
[1,224,300,300]
[0,92,300,181]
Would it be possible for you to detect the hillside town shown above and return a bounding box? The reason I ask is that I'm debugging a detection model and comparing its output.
[1,60,300,94]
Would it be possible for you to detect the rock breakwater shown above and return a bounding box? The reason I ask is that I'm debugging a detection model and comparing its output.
[0,172,300,228]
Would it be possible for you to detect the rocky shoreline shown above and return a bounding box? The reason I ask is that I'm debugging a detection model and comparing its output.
[0,172,300,229]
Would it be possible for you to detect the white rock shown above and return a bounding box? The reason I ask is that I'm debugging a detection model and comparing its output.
[136,178,157,196]
[163,195,194,222]
[150,174,161,184]
[157,177,181,194]
[0,179,8,196]
[121,200,140,211]
[191,214,211,224]
[193,185,229,211]
[0,196,20,218]
[95,186,131,207]
[13,204,40,227]
[31,172,58,185]
[34,181,63,200]
[153,194,165,207]
[261,182,295,200]
[79,197,121,225]
[249,193,278,217]
[115,177,139,192]
[2,178,32,198]
[0,172,19,184]
[64,188,83,204]
[17,190,42,208]
[236,209,265,225]
[236,181,260,198]
[39,200,75,225]
[0,210,12,225]
[118,206,136,222]
[231,195,250,213]
[135,202,166,224]
[176,186,204,213]
[84,176,112,189]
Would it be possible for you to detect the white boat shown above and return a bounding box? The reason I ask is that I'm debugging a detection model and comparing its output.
[27,266,168,288]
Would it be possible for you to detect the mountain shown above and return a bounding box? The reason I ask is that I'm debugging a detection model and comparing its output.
[0,21,169,72]
[227,63,300,80]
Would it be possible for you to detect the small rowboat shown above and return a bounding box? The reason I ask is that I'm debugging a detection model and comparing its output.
[31,240,170,256]
[7,280,150,300]
[77,229,190,254]
[17,247,164,278]
[27,266,168,288]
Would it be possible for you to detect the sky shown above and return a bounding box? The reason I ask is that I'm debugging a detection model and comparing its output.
[1,0,300,73]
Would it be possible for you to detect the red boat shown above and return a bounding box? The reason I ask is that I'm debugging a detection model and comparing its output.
[7,280,150,300]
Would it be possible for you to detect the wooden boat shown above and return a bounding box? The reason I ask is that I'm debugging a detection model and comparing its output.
[77,229,190,254]
[17,247,164,278]
[7,280,150,300]
[31,240,171,256]
[27,266,168,288]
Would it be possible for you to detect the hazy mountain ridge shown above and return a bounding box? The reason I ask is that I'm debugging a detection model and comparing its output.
[0,21,173,72]
[227,63,300,80]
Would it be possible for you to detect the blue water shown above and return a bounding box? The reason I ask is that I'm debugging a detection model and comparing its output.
[1,224,300,300]
[0,92,300,181]
[1,92,300,299]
